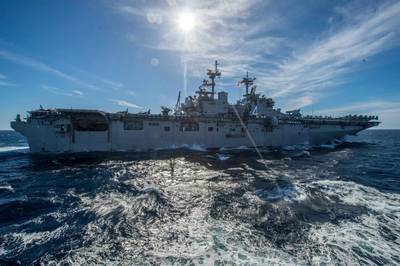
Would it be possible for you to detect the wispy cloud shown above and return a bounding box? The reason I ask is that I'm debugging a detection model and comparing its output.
[0,80,15,87]
[121,0,279,77]
[98,78,124,90]
[0,49,106,91]
[261,1,400,99]
[42,85,84,97]
[118,6,163,25]
[0,72,16,87]
[72,90,83,96]
[110,99,143,109]
[281,95,315,111]
[0,50,77,81]
[120,0,400,110]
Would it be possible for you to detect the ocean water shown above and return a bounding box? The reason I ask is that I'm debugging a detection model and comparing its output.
[0,130,399,265]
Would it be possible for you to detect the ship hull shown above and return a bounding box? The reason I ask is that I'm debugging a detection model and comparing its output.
[11,119,372,154]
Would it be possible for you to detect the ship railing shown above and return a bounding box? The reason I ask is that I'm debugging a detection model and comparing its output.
[280,115,380,127]
[295,114,379,122]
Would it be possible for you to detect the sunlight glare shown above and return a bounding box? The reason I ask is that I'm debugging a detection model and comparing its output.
[177,11,196,33]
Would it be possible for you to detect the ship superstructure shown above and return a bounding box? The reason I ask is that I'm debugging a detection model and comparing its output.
[11,61,379,154]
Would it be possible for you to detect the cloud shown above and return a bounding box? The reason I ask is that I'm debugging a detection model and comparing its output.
[0,49,105,91]
[281,95,315,111]
[146,12,163,24]
[121,0,400,109]
[42,85,83,97]
[118,6,162,25]
[166,0,176,7]
[0,73,16,86]
[122,0,281,77]
[72,90,83,96]
[0,50,77,81]
[151,57,159,66]
[98,78,124,90]
[110,99,143,109]
[261,1,400,99]
[118,6,143,16]
[0,80,16,86]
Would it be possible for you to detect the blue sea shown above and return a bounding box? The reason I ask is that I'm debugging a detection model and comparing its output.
[0,130,399,265]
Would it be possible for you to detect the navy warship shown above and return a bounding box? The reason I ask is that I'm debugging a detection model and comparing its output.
[11,61,379,154]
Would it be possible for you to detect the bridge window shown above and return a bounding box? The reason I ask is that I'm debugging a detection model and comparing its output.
[208,127,213,131]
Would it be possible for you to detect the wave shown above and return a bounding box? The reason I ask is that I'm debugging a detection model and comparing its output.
[306,179,400,265]
[282,144,311,151]
[0,146,29,153]
[0,195,28,207]
[184,144,207,152]
[206,153,231,161]
[216,154,230,161]
[0,185,14,193]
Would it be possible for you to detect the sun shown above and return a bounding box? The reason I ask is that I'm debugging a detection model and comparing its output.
[177,11,196,33]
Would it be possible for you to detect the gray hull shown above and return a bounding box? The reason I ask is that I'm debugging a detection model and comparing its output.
[11,118,369,154]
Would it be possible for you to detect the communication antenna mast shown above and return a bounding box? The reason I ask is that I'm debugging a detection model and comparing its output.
[239,72,256,95]
[205,60,221,96]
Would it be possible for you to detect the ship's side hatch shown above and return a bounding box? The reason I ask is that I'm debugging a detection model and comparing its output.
[70,112,110,150]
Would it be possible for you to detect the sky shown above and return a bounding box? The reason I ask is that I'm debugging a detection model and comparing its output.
[0,0,399,129]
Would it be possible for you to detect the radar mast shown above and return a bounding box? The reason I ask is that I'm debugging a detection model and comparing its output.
[208,60,221,96]
[239,72,256,96]
[197,60,221,97]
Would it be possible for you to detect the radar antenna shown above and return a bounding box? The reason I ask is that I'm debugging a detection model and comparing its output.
[239,72,256,96]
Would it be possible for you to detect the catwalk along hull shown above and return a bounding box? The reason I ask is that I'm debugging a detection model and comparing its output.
[11,117,375,154]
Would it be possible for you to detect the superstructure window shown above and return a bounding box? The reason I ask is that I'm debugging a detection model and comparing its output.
[164,126,170,132]
[208,127,214,132]
[180,122,199,132]
[124,120,143,130]
[148,122,159,126]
